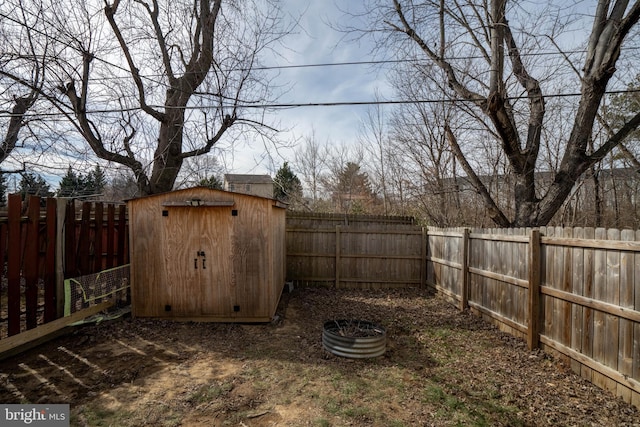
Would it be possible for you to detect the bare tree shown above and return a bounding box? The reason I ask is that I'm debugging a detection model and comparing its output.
[1,0,291,195]
[294,128,329,204]
[358,92,394,215]
[351,0,640,227]
[0,0,47,167]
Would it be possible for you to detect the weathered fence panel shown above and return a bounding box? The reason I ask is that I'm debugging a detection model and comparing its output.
[425,226,640,407]
[0,195,129,341]
[286,212,423,289]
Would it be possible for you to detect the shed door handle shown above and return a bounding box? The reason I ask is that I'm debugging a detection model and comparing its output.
[194,258,198,269]
[202,258,206,269]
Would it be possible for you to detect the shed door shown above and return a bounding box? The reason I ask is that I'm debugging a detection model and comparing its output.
[198,207,234,316]
[164,207,233,317]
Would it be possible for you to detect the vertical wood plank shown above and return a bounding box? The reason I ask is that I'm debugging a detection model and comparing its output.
[44,198,57,323]
[460,228,469,310]
[106,204,116,269]
[7,194,22,336]
[571,227,585,374]
[421,227,426,288]
[0,217,7,332]
[633,230,640,407]
[77,201,92,275]
[117,204,127,266]
[64,200,77,279]
[55,199,67,317]
[617,229,635,402]
[603,228,621,393]
[528,229,541,350]
[24,196,40,330]
[581,227,595,382]
[93,203,104,273]
[507,229,516,326]
[335,225,341,289]
[519,228,529,327]
[592,227,607,390]
[560,227,572,365]
[543,227,555,342]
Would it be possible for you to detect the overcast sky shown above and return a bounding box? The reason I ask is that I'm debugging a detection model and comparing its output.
[220,0,392,176]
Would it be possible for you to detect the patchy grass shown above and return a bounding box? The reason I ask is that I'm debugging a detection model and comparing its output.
[0,288,638,426]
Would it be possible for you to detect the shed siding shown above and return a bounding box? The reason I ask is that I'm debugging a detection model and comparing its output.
[128,187,285,321]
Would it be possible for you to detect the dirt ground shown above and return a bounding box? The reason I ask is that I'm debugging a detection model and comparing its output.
[1,287,639,426]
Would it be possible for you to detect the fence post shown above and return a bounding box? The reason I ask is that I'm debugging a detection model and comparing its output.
[335,225,341,289]
[527,229,541,350]
[460,228,470,311]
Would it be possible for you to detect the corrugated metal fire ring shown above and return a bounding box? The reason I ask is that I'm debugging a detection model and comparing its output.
[322,319,386,358]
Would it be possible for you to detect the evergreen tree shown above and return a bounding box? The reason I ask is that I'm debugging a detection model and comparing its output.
[58,164,107,198]
[19,172,53,199]
[0,174,6,206]
[57,166,82,197]
[333,162,376,214]
[85,165,106,196]
[273,162,303,204]
[199,175,223,189]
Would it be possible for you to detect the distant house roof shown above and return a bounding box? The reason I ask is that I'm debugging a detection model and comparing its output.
[224,174,273,184]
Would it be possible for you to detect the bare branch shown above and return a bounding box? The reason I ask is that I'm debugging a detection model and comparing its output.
[103,0,165,122]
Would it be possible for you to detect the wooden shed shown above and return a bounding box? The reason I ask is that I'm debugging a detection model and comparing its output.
[127,187,286,322]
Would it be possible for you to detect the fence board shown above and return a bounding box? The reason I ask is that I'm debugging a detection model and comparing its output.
[93,203,104,272]
[603,228,621,393]
[559,227,572,365]
[44,198,56,323]
[542,226,556,343]
[64,200,77,279]
[117,205,127,266]
[78,201,92,275]
[0,220,6,331]
[24,197,40,330]
[106,204,116,268]
[634,230,640,407]
[571,227,585,374]
[593,228,608,390]
[582,227,595,382]
[618,229,635,402]
[7,194,21,336]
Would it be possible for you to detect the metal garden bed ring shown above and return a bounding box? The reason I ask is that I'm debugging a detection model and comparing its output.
[322,319,386,358]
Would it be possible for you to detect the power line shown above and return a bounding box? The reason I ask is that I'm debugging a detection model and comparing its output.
[1,88,639,119]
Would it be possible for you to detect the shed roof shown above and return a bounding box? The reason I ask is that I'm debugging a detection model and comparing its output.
[224,174,273,184]
[126,186,286,208]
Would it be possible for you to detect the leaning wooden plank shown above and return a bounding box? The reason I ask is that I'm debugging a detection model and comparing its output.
[0,301,113,359]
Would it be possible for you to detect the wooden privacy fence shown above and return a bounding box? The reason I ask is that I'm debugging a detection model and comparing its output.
[427,226,640,407]
[286,215,640,407]
[0,194,129,343]
[286,212,425,288]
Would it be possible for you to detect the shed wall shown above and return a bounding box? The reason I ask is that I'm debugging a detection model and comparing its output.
[129,188,285,321]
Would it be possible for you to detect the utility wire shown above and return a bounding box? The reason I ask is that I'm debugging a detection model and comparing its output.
[1,88,640,119]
